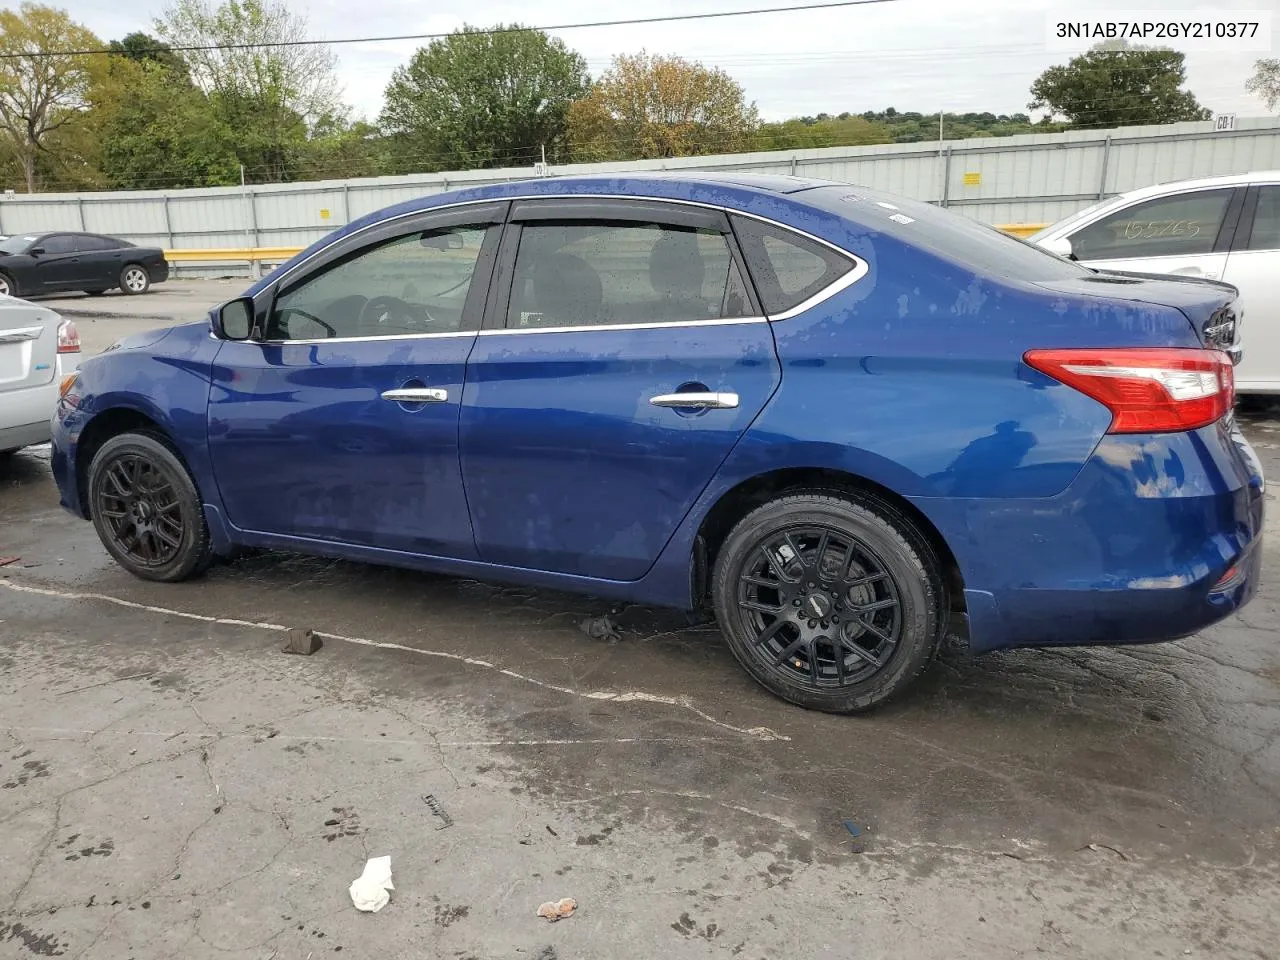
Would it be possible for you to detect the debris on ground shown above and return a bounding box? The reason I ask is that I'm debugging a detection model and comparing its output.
[842,819,863,838]
[536,898,577,922]
[349,856,394,913]
[0,557,19,567]
[422,794,453,830]
[579,616,621,643]
[283,627,322,656]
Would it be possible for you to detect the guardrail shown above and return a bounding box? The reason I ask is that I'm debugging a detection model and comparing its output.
[162,224,1050,270]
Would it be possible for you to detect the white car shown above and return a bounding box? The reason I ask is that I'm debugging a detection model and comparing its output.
[0,296,80,455]
[1030,171,1279,394]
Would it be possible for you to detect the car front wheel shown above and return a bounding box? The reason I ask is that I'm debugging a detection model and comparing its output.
[120,264,151,294]
[0,272,15,297]
[87,432,212,582]
[712,492,944,713]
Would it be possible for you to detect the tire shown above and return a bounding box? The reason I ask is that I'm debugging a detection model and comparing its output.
[0,271,15,298]
[712,492,944,713]
[120,264,151,295]
[87,432,212,582]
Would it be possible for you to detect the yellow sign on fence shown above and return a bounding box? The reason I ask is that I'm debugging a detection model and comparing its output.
[962,172,981,186]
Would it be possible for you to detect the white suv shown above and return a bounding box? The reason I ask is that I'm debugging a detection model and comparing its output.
[0,296,80,455]
[1031,171,1280,395]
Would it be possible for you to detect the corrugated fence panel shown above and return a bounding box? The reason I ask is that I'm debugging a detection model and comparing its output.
[0,118,1276,263]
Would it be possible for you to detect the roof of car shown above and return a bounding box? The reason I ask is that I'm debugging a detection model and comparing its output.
[1116,170,1280,201]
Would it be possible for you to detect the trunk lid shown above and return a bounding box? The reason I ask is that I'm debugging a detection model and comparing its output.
[1034,271,1242,359]
[0,299,61,391]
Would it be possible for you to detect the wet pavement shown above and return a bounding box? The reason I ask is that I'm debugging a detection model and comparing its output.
[1,304,1278,957]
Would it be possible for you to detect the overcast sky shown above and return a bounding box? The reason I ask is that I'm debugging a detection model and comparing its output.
[64,0,1277,123]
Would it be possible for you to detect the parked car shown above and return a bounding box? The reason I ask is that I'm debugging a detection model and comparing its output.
[1030,171,1280,395]
[1,297,80,454]
[50,175,1264,712]
[0,232,168,298]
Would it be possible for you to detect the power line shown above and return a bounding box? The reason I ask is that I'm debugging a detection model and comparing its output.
[0,0,905,60]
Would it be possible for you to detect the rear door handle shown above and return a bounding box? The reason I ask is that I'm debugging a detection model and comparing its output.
[382,387,448,403]
[649,391,739,410]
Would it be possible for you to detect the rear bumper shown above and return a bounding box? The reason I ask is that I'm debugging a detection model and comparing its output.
[921,417,1265,652]
[149,260,170,284]
[0,420,51,450]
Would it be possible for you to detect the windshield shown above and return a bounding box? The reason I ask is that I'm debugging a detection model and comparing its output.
[0,235,35,255]
[1026,196,1125,242]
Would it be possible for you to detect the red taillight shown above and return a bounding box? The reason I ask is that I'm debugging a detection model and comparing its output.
[1023,347,1234,434]
[57,319,80,354]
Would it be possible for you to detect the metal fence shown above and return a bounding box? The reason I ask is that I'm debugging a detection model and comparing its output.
[1,116,1277,272]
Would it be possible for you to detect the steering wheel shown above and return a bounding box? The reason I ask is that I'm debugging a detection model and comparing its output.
[359,295,435,331]
[278,308,337,338]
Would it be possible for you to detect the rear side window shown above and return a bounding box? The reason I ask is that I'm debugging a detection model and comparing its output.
[1069,189,1233,260]
[1246,186,1280,251]
[75,235,116,252]
[506,222,751,329]
[731,216,852,315]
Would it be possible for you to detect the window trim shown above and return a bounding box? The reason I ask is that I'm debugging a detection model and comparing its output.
[252,194,867,341]
[484,202,766,335]
[253,203,508,345]
[1233,183,1280,252]
[1063,186,1245,261]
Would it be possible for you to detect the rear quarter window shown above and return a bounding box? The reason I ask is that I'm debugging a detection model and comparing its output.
[730,216,854,315]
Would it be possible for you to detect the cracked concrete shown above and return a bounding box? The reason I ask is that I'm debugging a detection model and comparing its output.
[2,371,1279,956]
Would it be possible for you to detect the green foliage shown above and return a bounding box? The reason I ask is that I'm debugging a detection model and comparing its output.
[1246,59,1280,113]
[1029,44,1211,127]
[380,25,589,172]
[0,3,100,191]
[567,52,758,162]
[89,56,239,189]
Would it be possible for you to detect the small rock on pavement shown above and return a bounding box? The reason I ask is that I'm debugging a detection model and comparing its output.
[283,628,322,656]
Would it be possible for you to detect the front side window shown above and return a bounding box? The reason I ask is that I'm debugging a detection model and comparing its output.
[269,225,488,340]
[1069,189,1233,260]
[506,221,751,330]
[731,216,853,315]
[40,235,76,255]
[1246,186,1280,251]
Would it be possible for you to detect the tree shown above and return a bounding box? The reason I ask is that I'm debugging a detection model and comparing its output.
[380,26,588,172]
[567,52,758,162]
[156,0,342,180]
[107,31,191,81]
[0,3,99,192]
[86,50,238,189]
[1246,59,1280,112]
[1029,44,1210,128]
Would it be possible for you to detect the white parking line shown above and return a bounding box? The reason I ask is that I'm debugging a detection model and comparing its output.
[0,577,789,742]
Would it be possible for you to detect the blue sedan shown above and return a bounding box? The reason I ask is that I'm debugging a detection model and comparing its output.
[50,174,1265,712]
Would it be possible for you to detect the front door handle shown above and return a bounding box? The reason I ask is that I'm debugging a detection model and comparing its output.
[381,387,448,403]
[649,391,739,410]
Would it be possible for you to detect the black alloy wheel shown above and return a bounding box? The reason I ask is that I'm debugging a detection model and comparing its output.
[88,432,212,581]
[713,493,943,713]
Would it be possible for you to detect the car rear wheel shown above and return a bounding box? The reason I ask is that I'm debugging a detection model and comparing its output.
[712,492,944,713]
[120,264,150,295]
[88,432,212,582]
[0,272,15,297]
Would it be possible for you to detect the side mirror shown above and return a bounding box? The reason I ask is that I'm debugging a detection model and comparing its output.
[212,297,255,341]
[28,246,44,256]
[1039,236,1075,260]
